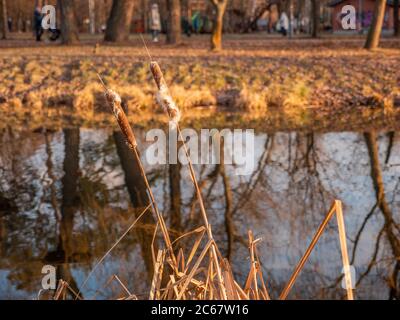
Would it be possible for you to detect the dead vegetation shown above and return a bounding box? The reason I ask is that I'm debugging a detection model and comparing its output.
[0,37,399,132]
[44,59,356,301]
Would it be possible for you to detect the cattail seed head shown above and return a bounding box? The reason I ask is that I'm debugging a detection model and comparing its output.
[150,61,167,90]
[104,88,137,149]
[150,61,181,126]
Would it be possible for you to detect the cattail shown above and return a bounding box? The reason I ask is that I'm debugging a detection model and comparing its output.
[104,88,137,150]
[149,60,227,299]
[149,61,181,126]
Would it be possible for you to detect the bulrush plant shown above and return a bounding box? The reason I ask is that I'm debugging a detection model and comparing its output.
[51,60,354,301]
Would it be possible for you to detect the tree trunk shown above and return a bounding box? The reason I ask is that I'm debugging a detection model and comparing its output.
[104,0,134,42]
[166,0,181,44]
[113,129,154,280]
[58,0,79,44]
[220,164,233,261]
[364,0,386,49]
[1,0,8,39]
[394,0,399,37]
[364,132,400,259]
[311,0,320,38]
[142,0,148,32]
[88,0,96,34]
[169,163,182,236]
[55,128,81,297]
[211,0,227,51]
[58,128,80,262]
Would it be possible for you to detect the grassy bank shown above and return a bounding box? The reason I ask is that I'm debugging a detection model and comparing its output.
[0,35,399,131]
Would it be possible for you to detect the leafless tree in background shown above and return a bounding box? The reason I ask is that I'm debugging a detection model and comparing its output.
[364,0,386,49]
[210,0,228,50]
[311,0,320,38]
[88,0,96,34]
[166,0,181,44]
[58,0,80,44]
[394,0,399,37]
[104,0,135,42]
[1,0,8,39]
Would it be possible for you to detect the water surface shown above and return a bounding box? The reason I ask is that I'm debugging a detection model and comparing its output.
[0,127,399,299]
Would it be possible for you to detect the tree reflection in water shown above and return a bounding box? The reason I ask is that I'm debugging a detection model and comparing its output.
[0,127,399,299]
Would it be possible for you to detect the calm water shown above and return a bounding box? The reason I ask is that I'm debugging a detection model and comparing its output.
[0,127,399,300]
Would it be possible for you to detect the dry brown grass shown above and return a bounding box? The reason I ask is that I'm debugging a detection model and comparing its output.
[1,36,399,132]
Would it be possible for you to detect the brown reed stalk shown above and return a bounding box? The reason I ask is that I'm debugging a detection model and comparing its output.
[335,200,354,300]
[54,279,82,300]
[150,250,166,300]
[279,202,337,300]
[149,61,227,300]
[279,201,354,300]
[245,230,271,300]
[98,77,178,271]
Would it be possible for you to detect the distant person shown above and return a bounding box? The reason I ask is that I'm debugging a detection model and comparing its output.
[181,16,191,37]
[150,3,161,42]
[192,11,200,33]
[49,28,61,41]
[278,12,289,36]
[34,6,43,41]
[7,17,12,32]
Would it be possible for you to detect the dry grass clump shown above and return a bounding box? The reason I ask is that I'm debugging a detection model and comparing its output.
[8,97,23,111]
[234,83,268,111]
[73,83,153,116]
[115,85,153,111]
[46,60,355,301]
[264,80,312,126]
[266,80,310,109]
[169,85,216,109]
[23,91,44,111]
[73,83,98,117]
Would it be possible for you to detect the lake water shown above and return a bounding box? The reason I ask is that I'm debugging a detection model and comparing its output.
[0,127,399,300]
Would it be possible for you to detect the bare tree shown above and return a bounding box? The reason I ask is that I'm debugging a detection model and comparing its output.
[364,0,386,49]
[364,131,400,295]
[210,0,228,50]
[364,132,400,253]
[1,0,8,39]
[58,0,79,44]
[53,128,81,298]
[88,0,96,34]
[311,0,320,38]
[394,0,399,37]
[104,0,134,42]
[113,129,154,280]
[142,0,148,32]
[166,0,181,44]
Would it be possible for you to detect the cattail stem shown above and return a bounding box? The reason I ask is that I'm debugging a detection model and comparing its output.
[149,61,227,300]
[279,202,337,300]
[103,87,177,269]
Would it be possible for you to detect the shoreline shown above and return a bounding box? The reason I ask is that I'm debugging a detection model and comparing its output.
[0,37,399,132]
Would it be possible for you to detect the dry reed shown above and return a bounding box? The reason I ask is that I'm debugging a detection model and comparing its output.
[51,61,354,301]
